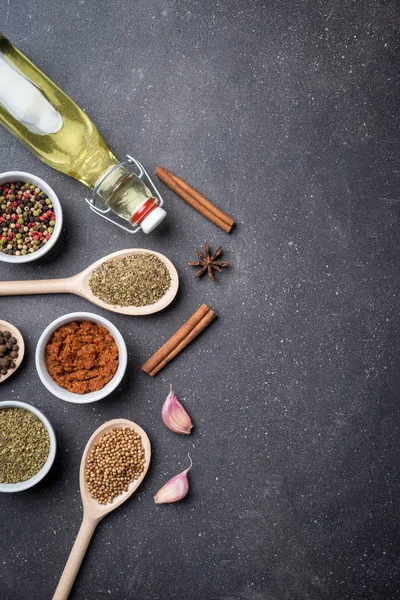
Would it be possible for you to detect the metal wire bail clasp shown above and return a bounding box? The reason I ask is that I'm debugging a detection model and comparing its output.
[83,155,164,234]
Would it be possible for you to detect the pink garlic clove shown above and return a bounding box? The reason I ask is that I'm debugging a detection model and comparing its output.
[162,385,193,435]
[154,456,192,504]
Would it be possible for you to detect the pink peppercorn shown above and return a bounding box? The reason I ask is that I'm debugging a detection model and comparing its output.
[0,180,55,256]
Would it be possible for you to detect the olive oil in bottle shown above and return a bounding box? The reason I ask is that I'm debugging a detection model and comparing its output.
[0,34,166,233]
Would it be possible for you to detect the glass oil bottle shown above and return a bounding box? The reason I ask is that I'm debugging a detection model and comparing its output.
[0,34,166,233]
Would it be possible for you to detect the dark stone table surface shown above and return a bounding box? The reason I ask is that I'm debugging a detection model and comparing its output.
[0,1,399,599]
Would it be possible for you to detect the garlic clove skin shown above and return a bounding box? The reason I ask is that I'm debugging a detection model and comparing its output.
[154,471,189,504]
[154,456,192,504]
[162,385,193,435]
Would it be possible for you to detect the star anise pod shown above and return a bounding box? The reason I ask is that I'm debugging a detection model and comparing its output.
[188,242,229,283]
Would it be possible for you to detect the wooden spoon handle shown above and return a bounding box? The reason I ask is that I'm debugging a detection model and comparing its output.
[53,515,98,600]
[0,276,76,296]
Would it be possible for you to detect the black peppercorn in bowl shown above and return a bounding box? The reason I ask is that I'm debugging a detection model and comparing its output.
[0,400,56,492]
[0,171,63,263]
[0,319,25,383]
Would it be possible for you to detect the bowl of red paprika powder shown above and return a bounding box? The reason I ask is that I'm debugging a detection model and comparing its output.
[35,312,127,403]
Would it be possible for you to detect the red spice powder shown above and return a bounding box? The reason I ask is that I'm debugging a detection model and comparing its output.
[45,320,119,394]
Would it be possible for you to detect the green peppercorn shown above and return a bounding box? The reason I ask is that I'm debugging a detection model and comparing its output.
[0,181,56,256]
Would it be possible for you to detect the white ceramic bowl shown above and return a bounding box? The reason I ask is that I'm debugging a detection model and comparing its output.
[0,171,63,263]
[0,400,56,493]
[35,312,127,404]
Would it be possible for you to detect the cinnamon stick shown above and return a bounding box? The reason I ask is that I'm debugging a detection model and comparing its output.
[156,166,235,233]
[167,170,235,228]
[141,304,216,376]
[149,310,216,376]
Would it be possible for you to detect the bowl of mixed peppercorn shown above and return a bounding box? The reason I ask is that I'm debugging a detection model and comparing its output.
[0,171,62,263]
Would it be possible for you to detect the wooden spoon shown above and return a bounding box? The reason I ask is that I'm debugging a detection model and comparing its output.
[53,418,151,600]
[0,320,25,383]
[0,249,179,316]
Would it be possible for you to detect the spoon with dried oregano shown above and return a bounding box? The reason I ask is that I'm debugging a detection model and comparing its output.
[0,249,179,316]
[53,418,151,600]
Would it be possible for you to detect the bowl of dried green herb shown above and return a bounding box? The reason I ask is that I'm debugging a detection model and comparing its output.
[0,400,56,492]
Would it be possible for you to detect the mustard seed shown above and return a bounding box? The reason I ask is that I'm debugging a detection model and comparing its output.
[86,428,146,504]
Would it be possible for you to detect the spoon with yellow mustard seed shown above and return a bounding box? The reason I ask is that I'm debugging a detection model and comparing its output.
[52,419,151,600]
[0,248,179,316]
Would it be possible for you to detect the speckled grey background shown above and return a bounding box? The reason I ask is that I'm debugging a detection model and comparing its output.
[0,1,400,599]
